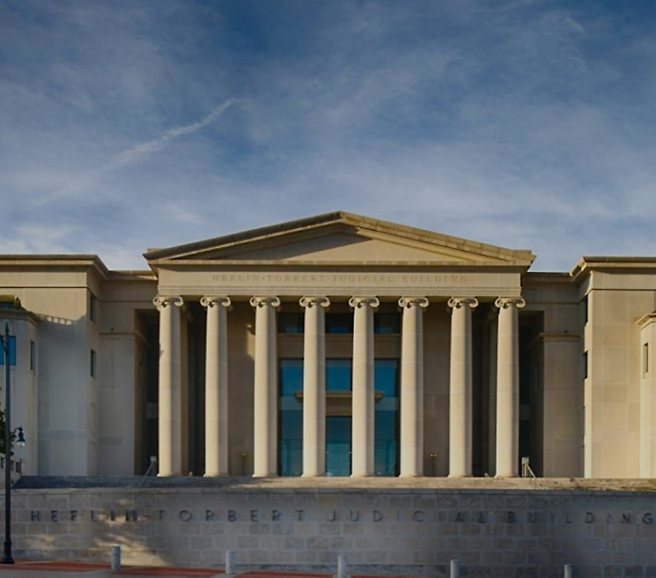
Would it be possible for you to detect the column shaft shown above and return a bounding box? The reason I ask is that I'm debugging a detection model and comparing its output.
[495,297,525,477]
[399,297,429,477]
[154,296,184,477]
[300,297,330,477]
[251,296,281,477]
[202,296,231,477]
[350,297,379,477]
[448,297,478,477]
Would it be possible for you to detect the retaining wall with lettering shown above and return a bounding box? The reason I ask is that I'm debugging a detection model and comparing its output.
[9,487,656,577]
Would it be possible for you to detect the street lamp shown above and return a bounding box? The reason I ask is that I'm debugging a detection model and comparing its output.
[0,322,23,565]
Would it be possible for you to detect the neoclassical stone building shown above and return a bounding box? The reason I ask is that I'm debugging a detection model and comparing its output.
[1,212,655,479]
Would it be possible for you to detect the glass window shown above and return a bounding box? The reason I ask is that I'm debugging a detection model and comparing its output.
[278,359,303,476]
[374,359,399,397]
[0,335,16,366]
[90,349,97,378]
[326,313,353,334]
[89,293,98,323]
[326,416,351,476]
[374,359,399,476]
[30,340,36,371]
[279,409,302,476]
[375,410,399,476]
[279,313,304,334]
[374,312,400,334]
[327,359,352,392]
[279,359,303,397]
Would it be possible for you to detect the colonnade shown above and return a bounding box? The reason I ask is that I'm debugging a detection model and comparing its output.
[153,294,525,478]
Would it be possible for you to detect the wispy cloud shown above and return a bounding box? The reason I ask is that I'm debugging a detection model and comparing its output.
[1,1,656,270]
[42,98,238,203]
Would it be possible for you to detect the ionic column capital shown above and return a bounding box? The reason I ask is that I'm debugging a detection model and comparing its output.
[250,296,281,309]
[348,296,380,309]
[201,296,231,309]
[153,296,184,310]
[299,296,330,309]
[398,297,429,309]
[448,297,479,310]
[494,297,526,310]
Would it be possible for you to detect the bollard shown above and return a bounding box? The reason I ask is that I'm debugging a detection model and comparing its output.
[564,564,573,578]
[225,550,236,576]
[111,545,121,571]
[450,558,460,578]
[336,554,348,578]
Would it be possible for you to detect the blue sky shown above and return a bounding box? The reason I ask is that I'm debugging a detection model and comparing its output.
[1,0,655,271]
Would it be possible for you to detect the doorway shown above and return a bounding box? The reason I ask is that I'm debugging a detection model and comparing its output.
[326,416,351,476]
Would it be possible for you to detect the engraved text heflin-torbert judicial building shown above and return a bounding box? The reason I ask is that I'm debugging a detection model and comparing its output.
[3,211,656,480]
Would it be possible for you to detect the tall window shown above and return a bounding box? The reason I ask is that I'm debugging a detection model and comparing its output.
[278,359,303,476]
[374,359,399,476]
[278,357,400,476]
[89,293,98,323]
[30,340,36,371]
[90,349,97,378]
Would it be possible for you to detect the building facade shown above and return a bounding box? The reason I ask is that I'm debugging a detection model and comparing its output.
[1,212,654,479]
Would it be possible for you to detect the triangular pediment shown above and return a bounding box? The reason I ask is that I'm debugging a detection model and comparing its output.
[144,212,535,268]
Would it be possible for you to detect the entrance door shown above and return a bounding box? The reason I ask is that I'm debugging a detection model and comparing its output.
[326,416,351,476]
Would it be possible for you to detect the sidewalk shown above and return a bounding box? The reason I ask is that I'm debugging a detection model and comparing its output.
[0,560,226,578]
[0,561,338,578]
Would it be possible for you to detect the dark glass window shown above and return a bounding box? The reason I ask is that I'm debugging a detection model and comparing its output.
[326,313,353,334]
[90,349,97,378]
[89,293,98,323]
[279,313,304,334]
[30,340,36,371]
[326,416,351,476]
[374,312,400,334]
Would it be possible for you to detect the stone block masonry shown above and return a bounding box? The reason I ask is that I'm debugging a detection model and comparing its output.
[9,486,656,577]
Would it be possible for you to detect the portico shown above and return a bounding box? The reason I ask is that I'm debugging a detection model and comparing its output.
[145,212,534,478]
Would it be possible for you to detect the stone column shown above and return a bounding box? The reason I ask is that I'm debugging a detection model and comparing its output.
[398,297,429,477]
[447,297,479,477]
[153,295,184,477]
[300,296,330,477]
[349,296,379,477]
[201,296,231,477]
[250,296,281,477]
[495,297,525,477]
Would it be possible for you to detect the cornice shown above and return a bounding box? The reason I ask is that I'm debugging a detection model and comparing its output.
[0,254,109,279]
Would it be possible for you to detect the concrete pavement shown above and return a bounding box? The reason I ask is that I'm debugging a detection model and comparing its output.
[0,561,345,578]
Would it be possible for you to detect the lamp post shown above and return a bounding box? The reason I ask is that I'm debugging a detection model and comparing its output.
[0,322,18,565]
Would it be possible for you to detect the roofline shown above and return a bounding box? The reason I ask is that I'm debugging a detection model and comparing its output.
[571,256,656,280]
[0,254,110,279]
[146,259,532,270]
[144,211,536,266]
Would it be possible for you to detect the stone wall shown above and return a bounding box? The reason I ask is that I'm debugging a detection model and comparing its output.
[10,487,656,577]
